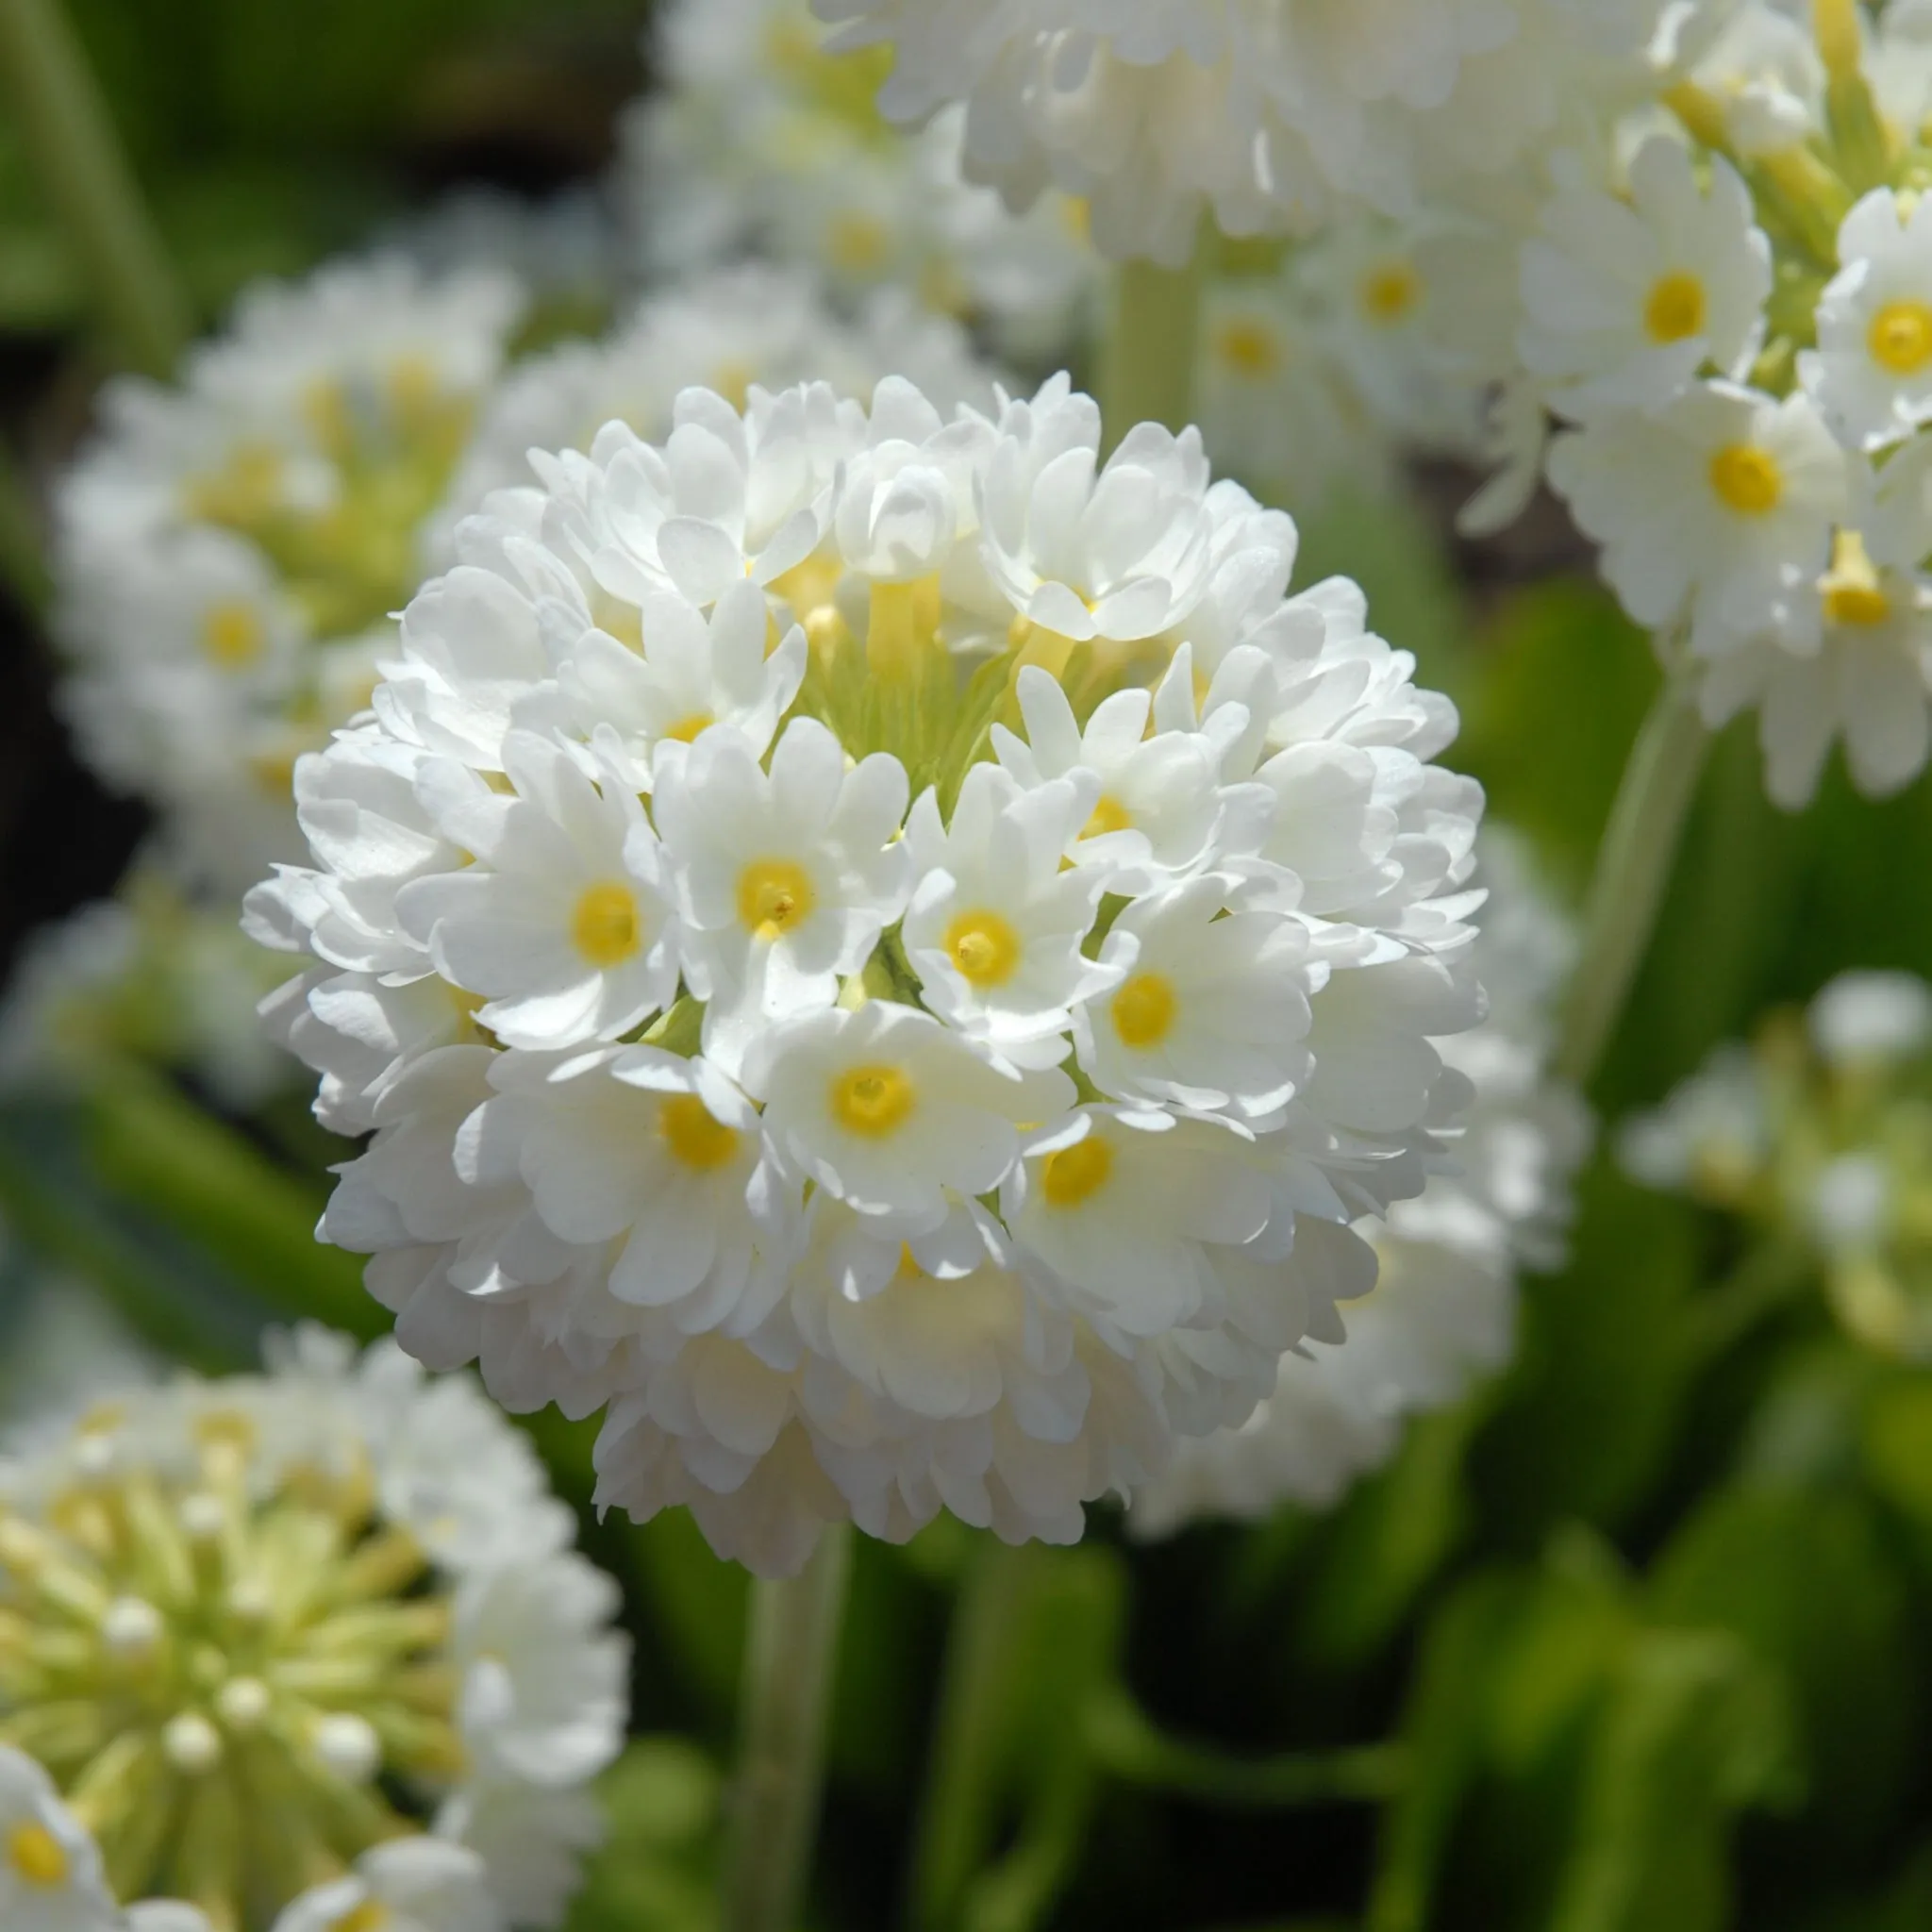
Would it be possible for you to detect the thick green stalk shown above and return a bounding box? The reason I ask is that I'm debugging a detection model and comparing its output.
[906,1541,1034,1932]
[1556,648,1710,1088]
[0,439,50,617]
[722,1524,854,1932]
[0,0,191,376]
[1097,240,1206,445]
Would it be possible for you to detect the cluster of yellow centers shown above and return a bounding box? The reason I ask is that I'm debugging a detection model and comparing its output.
[0,1407,462,1928]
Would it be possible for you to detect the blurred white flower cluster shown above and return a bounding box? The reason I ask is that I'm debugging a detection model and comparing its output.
[245,371,1487,1576]
[625,0,1102,364]
[1134,831,1591,1530]
[0,1325,627,1931]
[1623,966,1932,1357]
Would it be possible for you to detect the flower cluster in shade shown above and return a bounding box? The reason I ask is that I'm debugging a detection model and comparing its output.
[624,0,1102,364]
[0,1327,628,1930]
[810,0,1668,266]
[245,371,1486,1578]
[1623,968,1932,1361]
[52,257,526,897]
[1132,829,1590,1532]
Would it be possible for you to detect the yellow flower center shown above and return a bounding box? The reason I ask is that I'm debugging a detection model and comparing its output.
[738,860,816,941]
[1081,796,1132,841]
[827,211,891,273]
[1707,442,1783,516]
[1111,974,1178,1050]
[335,1903,392,1932]
[387,354,441,419]
[664,711,715,744]
[1823,530,1892,627]
[1361,263,1421,325]
[1868,298,1932,376]
[1213,318,1284,379]
[660,1095,741,1173]
[945,910,1023,989]
[1643,270,1707,344]
[710,361,756,412]
[572,882,642,969]
[200,600,267,670]
[1041,1135,1114,1209]
[6,1823,68,1888]
[832,1064,917,1140]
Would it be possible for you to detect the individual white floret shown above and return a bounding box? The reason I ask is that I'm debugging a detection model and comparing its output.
[0,1744,119,1932]
[1520,137,1770,421]
[435,1783,606,1932]
[270,1838,504,1932]
[1618,1044,1773,1193]
[396,732,680,1051]
[1804,188,1932,452]
[1546,380,1849,651]
[1809,969,1932,1069]
[901,764,1118,1068]
[474,1044,800,1336]
[1075,876,1317,1126]
[654,718,913,1074]
[749,1001,1074,1230]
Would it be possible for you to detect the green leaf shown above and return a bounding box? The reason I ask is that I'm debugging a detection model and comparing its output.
[564,1738,724,1932]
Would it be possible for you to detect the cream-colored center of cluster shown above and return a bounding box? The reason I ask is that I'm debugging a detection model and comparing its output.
[0,1410,461,1922]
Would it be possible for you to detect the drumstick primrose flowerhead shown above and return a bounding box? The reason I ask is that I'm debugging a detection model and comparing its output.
[248,371,1487,1577]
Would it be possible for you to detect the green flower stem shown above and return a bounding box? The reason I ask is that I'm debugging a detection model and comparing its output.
[1097,238,1206,446]
[1084,1685,1408,1808]
[1686,1240,1815,1366]
[1556,647,1711,1089]
[0,440,50,617]
[906,1540,1034,1932]
[0,0,191,377]
[722,1523,854,1932]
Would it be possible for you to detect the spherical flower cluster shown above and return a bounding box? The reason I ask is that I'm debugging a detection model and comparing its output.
[1132,830,1589,1532]
[625,0,1100,362]
[52,255,527,894]
[810,0,1668,264]
[428,261,1004,562]
[247,372,1486,1576]
[1622,968,1932,1360]
[0,1327,627,1928]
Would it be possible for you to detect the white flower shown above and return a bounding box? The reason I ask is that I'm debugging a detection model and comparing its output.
[1546,381,1848,651]
[1804,188,1932,452]
[1618,1044,1772,1195]
[1074,876,1316,1125]
[257,373,1485,1576]
[1520,137,1770,421]
[1696,535,1932,808]
[655,717,913,1075]
[1810,969,1932,1069]
[1133,831,1590,1530]
[396,732,682,1050]
[751,1001,1074,1228]
[0,1333,625,1929]
[0,1746,117,1932]
[271,1839,504,1932]
[901,764,1119,1066]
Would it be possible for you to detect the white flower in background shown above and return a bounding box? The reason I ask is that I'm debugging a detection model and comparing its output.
[812,0,1666,263]
[0,1328,625,1928]
[251,372,1487,1577]
[625,0,1100,359]
[1520,138,1770,420]
[1622,967,1932,1358]
[1547,380,1848,651]
[1695,533,1932,808]
[52,255,526,897]
[1133,831,1591,1531]
[428,262,1005,562]
[1804,187,1932,452]
[0,1744,118,1932]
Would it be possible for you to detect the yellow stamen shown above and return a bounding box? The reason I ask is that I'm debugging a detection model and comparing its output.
[737,860,816,941]
[1707,443,1783,516]
[945,911,1023,989]
[660,1096,741,1173]
[1868,299,1932,376]
[1111,974,1178,1050]
[1081,796,1132,841]
[1643,272,1707,345]
[1361,263,1420,325]
[572,882,641,969]
[7,1822,68,1887]
[1041,1135,1113,1209]
[1823,529,1892,627]
[664,712,714,744]
[1213,318,1284,378]
[832,1064,917,1139]
[200,601,267,670]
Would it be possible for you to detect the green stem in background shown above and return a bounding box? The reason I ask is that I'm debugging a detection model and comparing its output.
[1097,237,1206,446]
[1686,1240,1814,1367]
[907,1541,1034,1932]
[1556,646,1711,1089]
[1085,1686,1407,1808]
[0,439,50,617]
[0,0,191,377]
[722,1524,854,1932]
